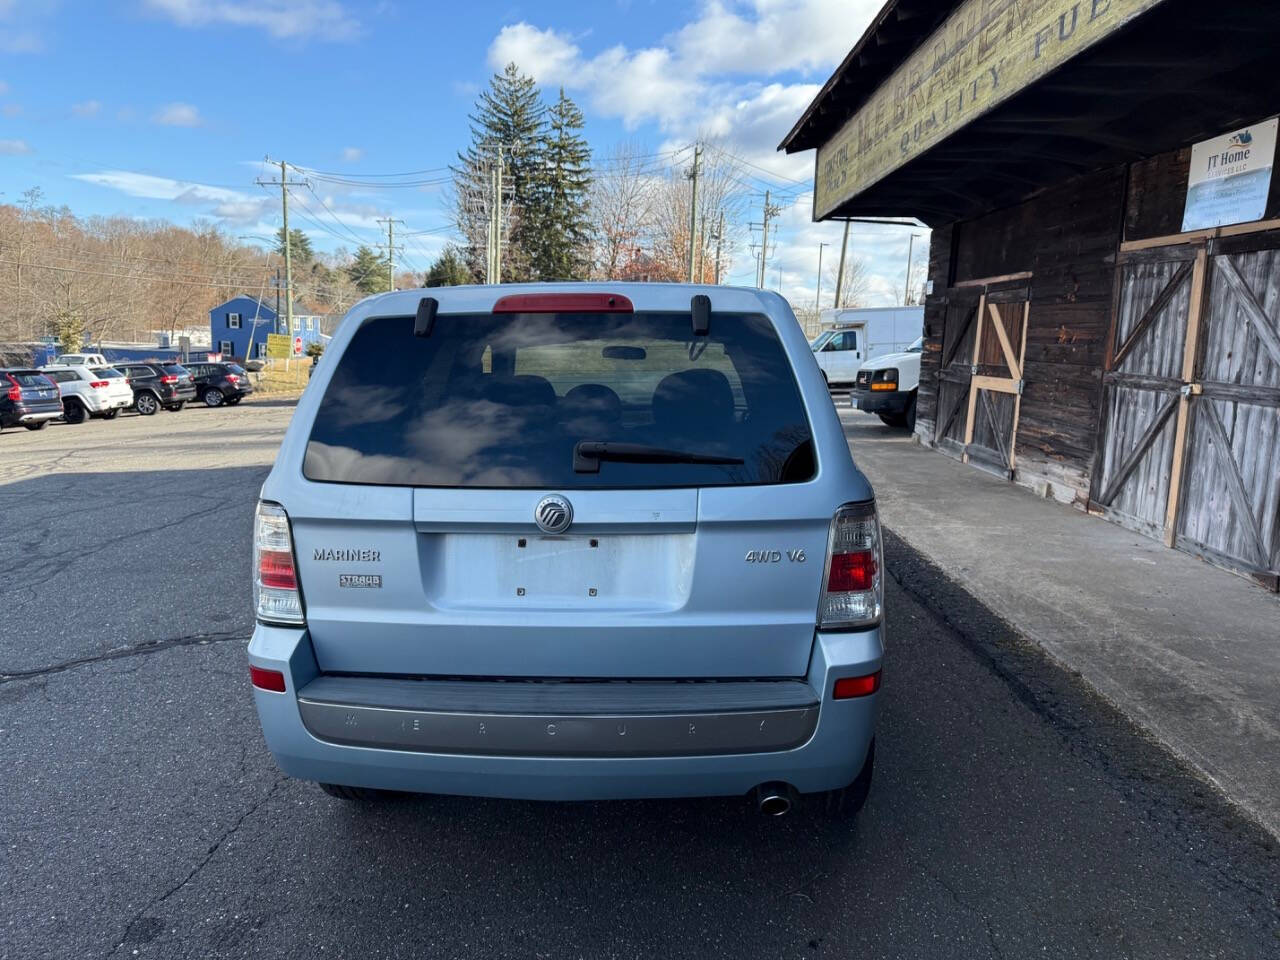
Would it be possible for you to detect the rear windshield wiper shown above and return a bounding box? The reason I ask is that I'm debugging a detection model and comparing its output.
[573,441,744,474]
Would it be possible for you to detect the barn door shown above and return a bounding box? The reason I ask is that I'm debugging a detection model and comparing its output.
[933,291,982,453]
[1174,237,1280,589]
[1091,247,1200,539]
[962,287,1030,478]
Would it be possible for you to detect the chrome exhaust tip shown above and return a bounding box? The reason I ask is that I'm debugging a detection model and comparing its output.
[754,782,794,816]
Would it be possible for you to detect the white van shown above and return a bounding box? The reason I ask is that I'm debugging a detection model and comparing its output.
[811,307,922,387]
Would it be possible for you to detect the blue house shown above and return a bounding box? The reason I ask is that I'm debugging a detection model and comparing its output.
[209,295,325,360]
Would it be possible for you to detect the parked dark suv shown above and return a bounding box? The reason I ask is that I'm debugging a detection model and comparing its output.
[120,362,196,415]
[0,368,63,432]
[185,361,254,408]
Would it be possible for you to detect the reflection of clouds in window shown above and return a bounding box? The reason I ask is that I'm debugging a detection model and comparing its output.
[304,442,543,487]
[402,399,532,467]
[321,383,407,427]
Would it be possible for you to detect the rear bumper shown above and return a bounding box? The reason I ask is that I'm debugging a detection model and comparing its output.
[248,624,882,800]
[86,393,134,412]
[160,385,196,403]
[6,402,62,424]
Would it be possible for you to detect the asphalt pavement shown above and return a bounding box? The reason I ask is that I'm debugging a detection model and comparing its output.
[2,402,1278,959]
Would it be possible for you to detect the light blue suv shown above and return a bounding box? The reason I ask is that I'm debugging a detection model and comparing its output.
[248,284,883,816]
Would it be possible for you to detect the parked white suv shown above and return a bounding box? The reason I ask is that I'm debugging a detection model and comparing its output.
[850,337,923,430]
[40,364,134,424]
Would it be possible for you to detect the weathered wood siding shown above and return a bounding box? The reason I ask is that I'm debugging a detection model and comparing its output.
[915,222,954,441]
[922,167,1125,501]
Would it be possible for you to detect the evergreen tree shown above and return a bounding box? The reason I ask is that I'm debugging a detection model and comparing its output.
[346,245,391,295]
[529,88,593,280]
[275,227,314,265]
[425,245,474,287]
[452,63,546,282]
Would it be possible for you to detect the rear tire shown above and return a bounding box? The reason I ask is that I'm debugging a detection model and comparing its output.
[101,409,119,420]
[226,395,242,405]
[25,421,48,431]
[63,400,87,425]
[318,782,391,802]
[904,392,917,432]
[135,393,160,416]
[814,738,875,819]
[166,401,186,412]
[203,388,225,408]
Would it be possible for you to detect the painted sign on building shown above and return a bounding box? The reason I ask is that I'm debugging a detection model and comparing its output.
[814,0,1168,219]
[1181,118,1278,232]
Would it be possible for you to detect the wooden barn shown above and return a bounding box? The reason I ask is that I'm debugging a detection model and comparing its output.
[781,0,1280,589]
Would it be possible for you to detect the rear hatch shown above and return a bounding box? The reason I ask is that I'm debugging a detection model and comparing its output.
[91,367,134,404]
[6,371,61,410]
[289,301,830,679]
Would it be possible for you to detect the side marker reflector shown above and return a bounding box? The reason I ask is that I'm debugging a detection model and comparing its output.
[249,665,287,693]
[833,671,881,700]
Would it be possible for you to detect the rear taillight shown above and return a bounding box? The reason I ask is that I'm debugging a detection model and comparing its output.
[254,501,305,625]
[225,374,240,383]
[89,380,109,389]
[159,375,178,383]
[5,375,19,402]
[818,501,883,630]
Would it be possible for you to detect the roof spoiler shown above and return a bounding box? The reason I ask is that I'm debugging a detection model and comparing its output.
[691,294,710,336]
[414,296,438,338]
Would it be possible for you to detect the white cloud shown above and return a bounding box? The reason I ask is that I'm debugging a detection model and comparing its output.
[153,102,202,127]
[0,138,32,154]
[143,0,360,42]
[341,146,363,163]
[2,103,20,117]
[72,99,100,117]
[72,170,252,205]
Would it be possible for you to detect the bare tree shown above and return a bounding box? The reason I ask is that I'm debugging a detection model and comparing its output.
[589,141,656,280]
[825,254,872,309]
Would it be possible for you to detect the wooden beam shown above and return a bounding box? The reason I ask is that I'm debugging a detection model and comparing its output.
[1008,301,1030,473]
[954,271,1033,289]
[986,302,1022,381]
[1199,401,1271,567]
[1111,259,1193,370]
[1163,248,1208,547]
[1096,393,1179,508]
[1120,217,1280,253]
[961,292,988,462]
[970,374,1021,394]
[1215,255,1280,369]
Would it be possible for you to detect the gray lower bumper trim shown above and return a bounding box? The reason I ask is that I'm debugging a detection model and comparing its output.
[298,699,818,757]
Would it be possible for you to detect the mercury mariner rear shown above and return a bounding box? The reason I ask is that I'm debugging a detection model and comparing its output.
[247,283,884,814]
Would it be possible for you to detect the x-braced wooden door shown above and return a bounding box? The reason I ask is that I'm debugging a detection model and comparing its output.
[1091,246,1200,541]
[932,290,982,454]
[1175,235,1280,589]
[961,287,1030,479]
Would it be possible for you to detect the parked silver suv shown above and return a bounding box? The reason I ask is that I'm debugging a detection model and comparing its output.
[248,284,883,816]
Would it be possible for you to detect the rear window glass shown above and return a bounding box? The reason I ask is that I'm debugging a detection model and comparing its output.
[225,363,247,375]
[91,367,124,378]
[163,364,189,376]
[45,370,77,383]
[8,371,50,387]
[304,311,815,489]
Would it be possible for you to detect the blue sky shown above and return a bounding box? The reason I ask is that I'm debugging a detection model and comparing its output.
[0,0,928,307]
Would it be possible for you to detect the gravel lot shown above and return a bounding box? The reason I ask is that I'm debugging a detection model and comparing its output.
[2,401,1277,959]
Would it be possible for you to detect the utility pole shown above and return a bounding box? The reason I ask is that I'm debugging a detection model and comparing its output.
[833,219,851,309]
[757,190,780,288]
[903,232,922,305]
[685,144,701,282]
[257,159,308,338]
[697,211,707,283]
[713,210,725,284]
[815,242,828,312]
[377,217,404,292]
